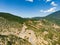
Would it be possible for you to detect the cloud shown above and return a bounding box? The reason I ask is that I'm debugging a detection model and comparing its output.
[40,7,56,13]
[46,0,51,2]
[51,1,57,6]
[26,0,33,2]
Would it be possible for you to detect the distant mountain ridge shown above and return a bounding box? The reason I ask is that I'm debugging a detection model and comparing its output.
[32,10,60,20]
[0,12,28,24]
[46,10,60,19]
[0,10,60,21]
[45,10,60,25]
[0,11,60,25]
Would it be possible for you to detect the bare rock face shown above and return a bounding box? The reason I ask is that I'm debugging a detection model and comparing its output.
[0,17,32,45]
[19,24,37,45]
[18,24,60,45]
[0,13,60,45]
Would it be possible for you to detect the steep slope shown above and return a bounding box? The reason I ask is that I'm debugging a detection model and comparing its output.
[46,11,60,19]
[0,12,60,45]
[0,13,32,45]
[25,19,60,45]
[45,10,60,25]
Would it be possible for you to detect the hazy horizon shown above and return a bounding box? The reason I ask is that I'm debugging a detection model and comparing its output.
[0,0,60,18]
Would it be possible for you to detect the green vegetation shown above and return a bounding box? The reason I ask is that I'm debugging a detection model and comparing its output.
[0,12,27,24]
[45,11,60,25]
[0,11,60,45]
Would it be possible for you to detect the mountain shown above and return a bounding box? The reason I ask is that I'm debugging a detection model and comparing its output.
[0,12,27,24]
[31,10,60,24]
[46,10,60,19]
[45,11,60,25]
[0,12,32,45]
[0,11,60,45]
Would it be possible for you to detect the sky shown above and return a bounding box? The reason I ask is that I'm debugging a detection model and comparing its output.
[0,0,60,18]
